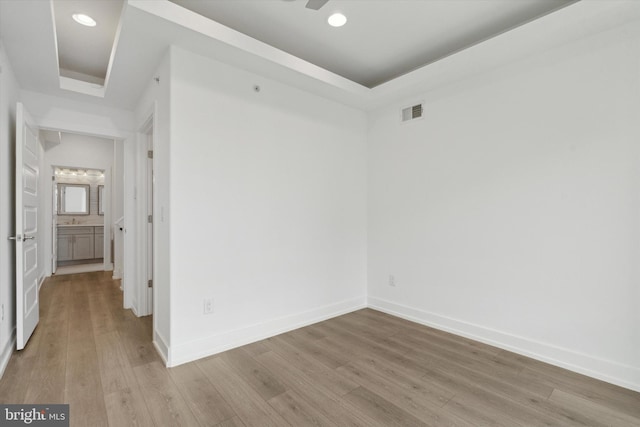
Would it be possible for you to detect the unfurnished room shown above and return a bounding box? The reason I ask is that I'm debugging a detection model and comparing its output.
[0,0,639,426]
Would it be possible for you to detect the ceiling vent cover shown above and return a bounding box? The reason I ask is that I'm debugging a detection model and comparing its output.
[401,103,424,122]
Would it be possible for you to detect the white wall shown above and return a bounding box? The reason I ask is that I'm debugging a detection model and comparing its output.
[0,42,19,376]
[367,21,640,391]
[43,133,114,276]
[168,47,367,365]
[112,139,125,279]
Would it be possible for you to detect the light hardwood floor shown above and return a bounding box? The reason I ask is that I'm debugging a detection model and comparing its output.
[1,272,638,426]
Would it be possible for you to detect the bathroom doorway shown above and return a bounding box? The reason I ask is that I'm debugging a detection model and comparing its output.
[53,166,106,275]
[41,131,120,277]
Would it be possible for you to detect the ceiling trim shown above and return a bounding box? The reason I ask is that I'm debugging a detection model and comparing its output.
[4,1,640,112]
[59,76,105,98]
[368,0,640,109]
[128,0,370,97]
[49,0,61,80]
[103,2,128,99]
[126,0,640,111]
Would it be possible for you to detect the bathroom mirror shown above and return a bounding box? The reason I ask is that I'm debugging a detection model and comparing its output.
[98,185,104,216]
[58,184,90,215]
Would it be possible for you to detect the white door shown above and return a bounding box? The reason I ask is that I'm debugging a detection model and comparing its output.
[14,102,40,350]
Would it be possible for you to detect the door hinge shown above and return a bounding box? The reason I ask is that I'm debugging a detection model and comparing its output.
[147,150,153,159]
[148,215,153,223]
[148,279,153,288]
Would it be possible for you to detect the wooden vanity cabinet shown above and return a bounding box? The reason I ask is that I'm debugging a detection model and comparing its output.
[57,226,104,261]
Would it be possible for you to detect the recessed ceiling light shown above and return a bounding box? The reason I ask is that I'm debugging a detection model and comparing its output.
[72,13,97,27]
[328,13,347,27]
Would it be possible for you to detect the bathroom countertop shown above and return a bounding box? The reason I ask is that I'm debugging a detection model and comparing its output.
[57,224,104,227]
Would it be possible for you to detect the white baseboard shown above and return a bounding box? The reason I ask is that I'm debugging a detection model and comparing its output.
[368,297,640,393]
[169,296,367,367]
[0,328,16,380]
[153,330,169,366]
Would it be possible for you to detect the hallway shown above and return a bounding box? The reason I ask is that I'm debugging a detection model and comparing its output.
[0,272,159,426]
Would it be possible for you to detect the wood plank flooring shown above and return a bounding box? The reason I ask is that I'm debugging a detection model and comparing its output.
[1,272,638,426]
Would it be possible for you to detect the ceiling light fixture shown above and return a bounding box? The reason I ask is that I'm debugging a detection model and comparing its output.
[72,13,97,27]
[327,13,347,27]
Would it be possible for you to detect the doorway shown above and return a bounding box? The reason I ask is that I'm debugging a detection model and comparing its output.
[52,166,106,275]
[12,103,156,355]
[41,131,117,278]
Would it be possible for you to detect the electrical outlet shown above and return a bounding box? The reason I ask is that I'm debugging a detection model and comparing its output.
[203,298,214,315]
[389,275,396,287]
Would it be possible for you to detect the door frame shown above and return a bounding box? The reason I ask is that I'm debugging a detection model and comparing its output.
[51,172,57,275]
[42,141,113,279]
[50,163,107,273]
[134,103,156,319]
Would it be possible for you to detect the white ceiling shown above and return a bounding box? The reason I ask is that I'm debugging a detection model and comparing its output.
[1,1,640,112]
[169,0,576,88]
[52,0,124,85]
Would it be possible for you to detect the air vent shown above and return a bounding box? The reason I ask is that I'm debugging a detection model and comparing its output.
[401,103,423,122]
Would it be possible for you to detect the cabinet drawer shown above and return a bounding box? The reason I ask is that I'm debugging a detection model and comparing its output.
[58,226,94,235]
